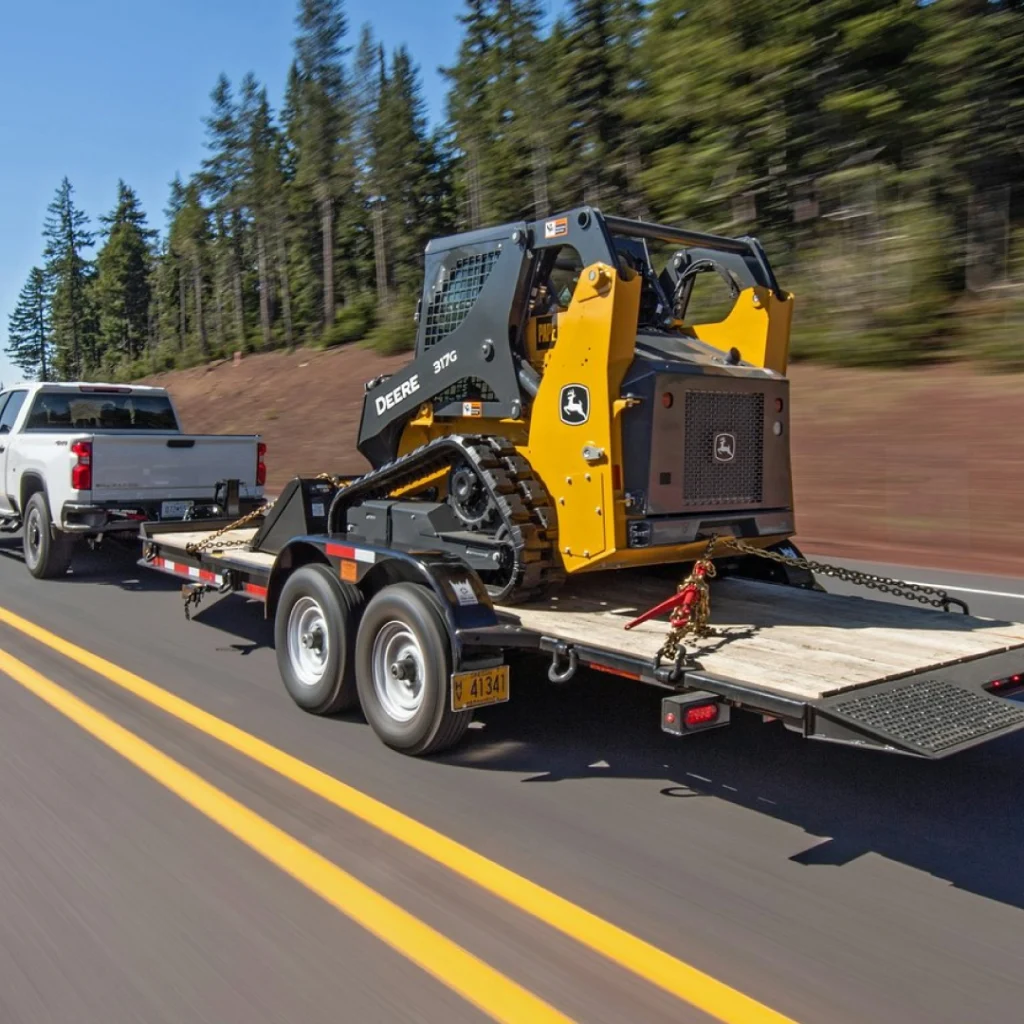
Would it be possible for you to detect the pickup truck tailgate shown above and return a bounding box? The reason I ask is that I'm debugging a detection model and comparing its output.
[89,434,259,502]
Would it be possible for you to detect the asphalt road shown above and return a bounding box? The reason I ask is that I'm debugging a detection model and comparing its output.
[1,536,1024,1023]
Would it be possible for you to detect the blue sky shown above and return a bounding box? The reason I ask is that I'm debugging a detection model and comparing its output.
[0,0,563,385]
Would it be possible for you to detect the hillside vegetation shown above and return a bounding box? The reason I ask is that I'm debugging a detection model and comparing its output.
[7,0,1024,385]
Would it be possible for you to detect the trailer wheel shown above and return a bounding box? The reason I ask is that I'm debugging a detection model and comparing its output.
[23,492,74,580]
[355,582,471,756]
[275,564,364,715]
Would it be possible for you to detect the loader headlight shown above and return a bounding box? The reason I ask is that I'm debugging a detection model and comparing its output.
[773,421,784,436]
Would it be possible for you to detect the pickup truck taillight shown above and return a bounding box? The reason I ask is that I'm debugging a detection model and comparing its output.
[256,442,267,487]
[71,440,92,490]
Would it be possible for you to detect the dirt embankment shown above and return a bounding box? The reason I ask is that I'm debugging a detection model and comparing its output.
[144,347,1024,577]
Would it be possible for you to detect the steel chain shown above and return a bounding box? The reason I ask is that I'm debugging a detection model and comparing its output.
[184,501,274,554]
[656,537,717,668]
[719,537,966,612]
[654,534,967,671]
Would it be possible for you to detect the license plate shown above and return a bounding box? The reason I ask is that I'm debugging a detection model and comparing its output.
[451,665,509,712]
[160,500,193,520]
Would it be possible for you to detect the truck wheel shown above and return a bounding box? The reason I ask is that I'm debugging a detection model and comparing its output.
[355,582,471,756]
[23,492,74,580]
[275,564,364,715]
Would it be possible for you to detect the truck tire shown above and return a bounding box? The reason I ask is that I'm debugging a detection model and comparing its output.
[355,582,471,756]
[23,492,74,580]
[275,563,364,715]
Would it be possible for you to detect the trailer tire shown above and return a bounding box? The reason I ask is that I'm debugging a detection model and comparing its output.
[275,564,364,715]
[355,582,471,756]
[23,492,74,580]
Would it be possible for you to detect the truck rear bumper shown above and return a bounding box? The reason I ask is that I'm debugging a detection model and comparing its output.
[60,499,263,534]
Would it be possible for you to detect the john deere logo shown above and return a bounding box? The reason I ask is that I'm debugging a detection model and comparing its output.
[714,432,736,463]
[559,384,589,425]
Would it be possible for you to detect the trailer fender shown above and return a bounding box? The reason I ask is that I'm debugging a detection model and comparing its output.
[356,559,499,668]
[265,541,332,618]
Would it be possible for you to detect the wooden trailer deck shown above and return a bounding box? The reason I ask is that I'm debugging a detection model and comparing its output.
[154,526,1024,704]
[499,572,1024,700]
[155,527,274,572]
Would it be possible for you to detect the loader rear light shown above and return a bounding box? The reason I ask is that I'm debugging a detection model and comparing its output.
[684,703,720,727]
[775,397,784,413]
[256,442,267,487]
[71,440,92,491]
[661,392,674,408]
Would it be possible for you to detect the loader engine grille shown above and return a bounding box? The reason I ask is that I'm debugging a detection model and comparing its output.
[683,390,764,506]
[424,250,500,349]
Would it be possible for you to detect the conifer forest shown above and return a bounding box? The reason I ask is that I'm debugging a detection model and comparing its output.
[6,0,1024,383]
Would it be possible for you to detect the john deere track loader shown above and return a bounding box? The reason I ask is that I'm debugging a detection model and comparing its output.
[331,207,796,604]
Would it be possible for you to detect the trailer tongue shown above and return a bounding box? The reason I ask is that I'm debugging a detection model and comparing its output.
[139,482,1024,760]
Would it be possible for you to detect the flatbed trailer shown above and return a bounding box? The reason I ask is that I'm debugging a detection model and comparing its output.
[139,486,1024,760]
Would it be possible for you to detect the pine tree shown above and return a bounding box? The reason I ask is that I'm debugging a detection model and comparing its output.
[442,0,549,225]
[168,180,212,357]
[553,0,645,210]
[95,181,156,369]
[43,177,98,377]
[375,46,452,296]
[201,74,248,349]
[291,0,351,329]
[5,267,52,381]
[352,26,390,306]
[442,0,499,227]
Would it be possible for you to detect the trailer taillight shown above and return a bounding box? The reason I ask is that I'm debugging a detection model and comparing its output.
[71,440,92,490]
[684,703,719,727]
[661,692,730,736]
[256,442,267,487]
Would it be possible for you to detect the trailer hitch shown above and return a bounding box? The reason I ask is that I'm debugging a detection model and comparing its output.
[548,642,578,684]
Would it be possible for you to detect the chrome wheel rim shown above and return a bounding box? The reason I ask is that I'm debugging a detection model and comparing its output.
[286,596,329,687]
[372,620,425,723]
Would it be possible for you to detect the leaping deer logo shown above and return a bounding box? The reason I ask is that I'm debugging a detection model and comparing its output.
[560,384,589,425]
[714,432,736,462]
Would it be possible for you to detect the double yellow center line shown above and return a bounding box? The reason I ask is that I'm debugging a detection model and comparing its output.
[0,603,798,1024]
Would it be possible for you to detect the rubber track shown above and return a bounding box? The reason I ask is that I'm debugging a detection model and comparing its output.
[328,435,563,605]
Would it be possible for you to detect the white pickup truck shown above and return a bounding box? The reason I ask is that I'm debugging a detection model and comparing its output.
[0,382,265,578]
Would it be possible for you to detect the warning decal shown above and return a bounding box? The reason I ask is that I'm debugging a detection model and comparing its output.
[544,217,568,240]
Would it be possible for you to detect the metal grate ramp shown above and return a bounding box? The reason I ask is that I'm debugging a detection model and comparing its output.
[819,678,1024,756]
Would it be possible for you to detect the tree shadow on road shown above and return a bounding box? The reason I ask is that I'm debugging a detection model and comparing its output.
[443,655,1024,912]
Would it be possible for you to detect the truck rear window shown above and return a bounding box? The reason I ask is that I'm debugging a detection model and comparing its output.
[24,393,179,431]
